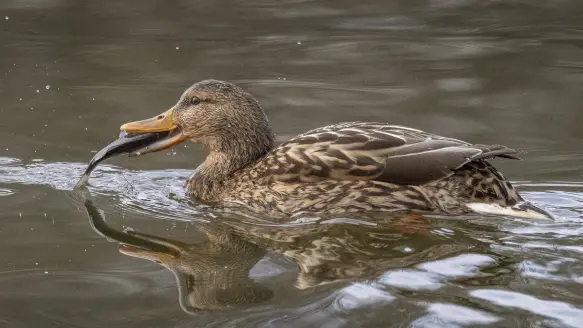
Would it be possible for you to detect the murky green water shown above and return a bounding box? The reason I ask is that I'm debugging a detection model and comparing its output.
[1,1,582,327]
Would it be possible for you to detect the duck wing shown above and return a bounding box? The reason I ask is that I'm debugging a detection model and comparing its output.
[267,122,519,185]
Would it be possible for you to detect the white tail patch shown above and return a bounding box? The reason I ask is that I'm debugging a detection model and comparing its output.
[466,202,554,220]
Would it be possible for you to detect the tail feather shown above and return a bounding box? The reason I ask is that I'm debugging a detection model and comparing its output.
[473,145,521,161]
[466,201,554,220]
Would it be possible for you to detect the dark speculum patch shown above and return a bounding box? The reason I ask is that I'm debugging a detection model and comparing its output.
[75,131,171,187]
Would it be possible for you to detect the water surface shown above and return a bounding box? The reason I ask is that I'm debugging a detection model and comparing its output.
[1,0,583,327]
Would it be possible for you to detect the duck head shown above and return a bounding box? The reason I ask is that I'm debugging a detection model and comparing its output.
[120,80,275,163]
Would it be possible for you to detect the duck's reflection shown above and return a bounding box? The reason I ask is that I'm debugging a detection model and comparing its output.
[83,199,491,314]
[84,199,272,313]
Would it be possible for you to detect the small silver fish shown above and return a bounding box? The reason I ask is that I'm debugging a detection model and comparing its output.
[75,131,170,188]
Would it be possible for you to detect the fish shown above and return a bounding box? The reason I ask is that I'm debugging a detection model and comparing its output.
[75,131,170,188]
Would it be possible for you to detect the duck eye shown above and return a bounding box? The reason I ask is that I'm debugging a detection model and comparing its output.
[190,96,201,105]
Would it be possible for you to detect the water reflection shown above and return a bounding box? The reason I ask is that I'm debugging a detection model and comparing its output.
[80,191,503,315]
[83,197,272,313]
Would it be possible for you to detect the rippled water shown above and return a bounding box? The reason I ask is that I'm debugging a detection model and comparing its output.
[1,0,583,327]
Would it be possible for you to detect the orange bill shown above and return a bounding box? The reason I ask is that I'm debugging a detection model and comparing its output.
[121,108,177,133]
[120,108,186,156]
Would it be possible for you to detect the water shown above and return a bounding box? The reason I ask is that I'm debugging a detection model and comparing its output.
[1,0,583,327]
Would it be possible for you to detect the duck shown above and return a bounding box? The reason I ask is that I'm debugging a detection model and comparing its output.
[119,79,552,220]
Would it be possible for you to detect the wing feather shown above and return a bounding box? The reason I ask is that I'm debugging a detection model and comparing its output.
[262,122,518,186]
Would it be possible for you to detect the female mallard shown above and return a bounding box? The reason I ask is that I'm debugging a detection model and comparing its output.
[119,79,551,220]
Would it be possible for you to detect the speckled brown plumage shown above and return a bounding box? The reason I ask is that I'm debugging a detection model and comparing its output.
[221,123,524,217]
[122,80,552,220]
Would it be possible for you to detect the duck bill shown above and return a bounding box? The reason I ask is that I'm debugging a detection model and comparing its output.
[120,108,186,156]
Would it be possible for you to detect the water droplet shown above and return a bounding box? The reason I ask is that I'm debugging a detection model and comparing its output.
[19,98,22,101]
[297,41,302,45]
[36,89,39,93]
[45,84,50,90]
[175,46,180,50]
[4,16,8,20]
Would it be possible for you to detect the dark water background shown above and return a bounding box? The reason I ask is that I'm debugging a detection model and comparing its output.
[1,1,583,327]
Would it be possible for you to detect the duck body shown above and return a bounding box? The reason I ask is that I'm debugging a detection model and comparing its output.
[120,80,552,220]
[187,122,547,220]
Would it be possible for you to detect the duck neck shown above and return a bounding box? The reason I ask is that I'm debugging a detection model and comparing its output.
[187,134,275,202]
